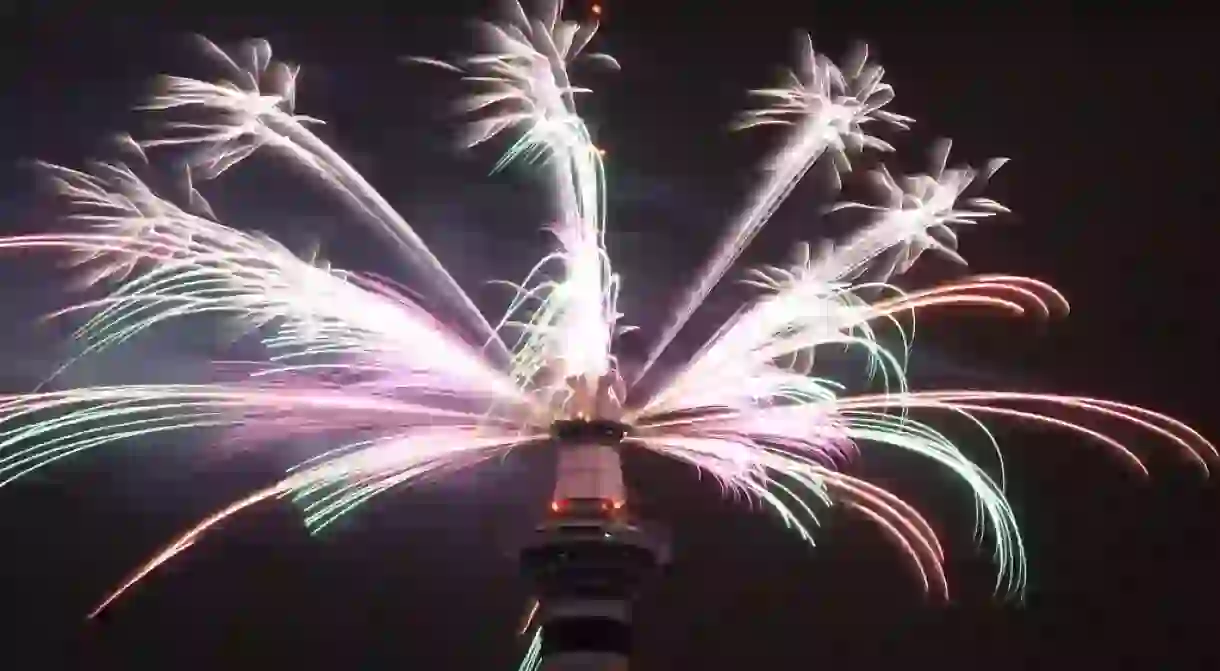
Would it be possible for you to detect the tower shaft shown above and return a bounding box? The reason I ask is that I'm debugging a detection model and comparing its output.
[520,423,667,671]
[553,442,625,505]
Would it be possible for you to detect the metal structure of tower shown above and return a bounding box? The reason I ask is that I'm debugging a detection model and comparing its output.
[518,376,670,670]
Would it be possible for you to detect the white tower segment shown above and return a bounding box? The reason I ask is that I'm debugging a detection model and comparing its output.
[551,372,629,508]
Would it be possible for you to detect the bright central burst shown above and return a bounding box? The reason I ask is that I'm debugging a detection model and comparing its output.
[0,0,1212,623]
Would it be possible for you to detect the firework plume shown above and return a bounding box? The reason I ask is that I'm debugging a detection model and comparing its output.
[0,0,1211,633]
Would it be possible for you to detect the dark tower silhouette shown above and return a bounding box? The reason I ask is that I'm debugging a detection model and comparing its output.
[518,411,669,670]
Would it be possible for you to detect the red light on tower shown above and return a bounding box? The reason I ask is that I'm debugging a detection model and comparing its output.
[591,4,602,17]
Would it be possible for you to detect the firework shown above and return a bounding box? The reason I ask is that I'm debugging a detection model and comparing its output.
[0,0,1211,645]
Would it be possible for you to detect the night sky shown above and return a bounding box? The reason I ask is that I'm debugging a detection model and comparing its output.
[1,2,1217,669]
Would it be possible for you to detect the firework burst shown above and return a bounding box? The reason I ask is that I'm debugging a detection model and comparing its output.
[0,0,1212,630]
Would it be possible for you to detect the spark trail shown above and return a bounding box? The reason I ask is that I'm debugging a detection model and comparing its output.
[136,35,510,361]
[636,35,913,383]
[410,1,625,403]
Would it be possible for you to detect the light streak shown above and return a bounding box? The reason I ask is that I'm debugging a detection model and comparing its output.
[409,0,623,403]
[636,35,914,383]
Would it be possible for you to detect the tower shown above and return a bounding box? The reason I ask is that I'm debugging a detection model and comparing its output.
[518,376,669,670]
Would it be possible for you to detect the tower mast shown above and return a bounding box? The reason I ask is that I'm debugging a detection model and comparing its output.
[518,375,669,670]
